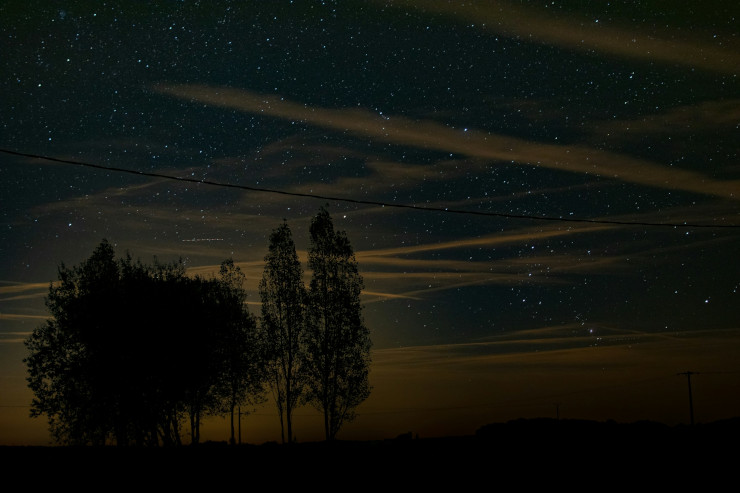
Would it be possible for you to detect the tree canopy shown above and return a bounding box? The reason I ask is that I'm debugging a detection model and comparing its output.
[303,207,372,440]
[259,221,306,444]
[258,209,372,442]
[24,240,263,446]
[26,209,372,446]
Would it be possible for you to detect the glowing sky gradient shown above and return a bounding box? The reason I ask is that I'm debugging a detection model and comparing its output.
[1,1,739,445]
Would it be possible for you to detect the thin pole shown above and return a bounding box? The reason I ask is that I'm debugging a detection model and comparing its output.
[238,406,242,445]
[678,371,698,425]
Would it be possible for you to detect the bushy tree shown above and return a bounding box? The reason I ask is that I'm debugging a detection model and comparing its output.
[303,208,371,440]
[25,240,121,445]
[259,221,306,444]
[24,240,262,446]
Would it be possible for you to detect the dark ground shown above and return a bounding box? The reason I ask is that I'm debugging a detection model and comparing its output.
[3,418,738,488]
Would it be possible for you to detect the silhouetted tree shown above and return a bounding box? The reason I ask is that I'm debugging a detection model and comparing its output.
[304,208,371,441]
[25,240,121,445]
[259,221,306,444]
[161,266,218,446]
[125,257,197,446]
[213,259,265,445]
[24,240,262,446]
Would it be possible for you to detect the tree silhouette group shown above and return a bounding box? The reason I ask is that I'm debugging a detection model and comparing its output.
[261,207,371,443]
[24,208,371,446]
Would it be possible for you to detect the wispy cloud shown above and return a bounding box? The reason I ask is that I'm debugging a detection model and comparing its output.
[153,84,739,200]
[374,0,740,74]
[362,290,425,302]
[0,283,51,295]
[357,224,613,259]
[0,314,48,321]
[373,325,740,370]
[0,283,50,303]
[351,221,626,302]
[592,99,740,157]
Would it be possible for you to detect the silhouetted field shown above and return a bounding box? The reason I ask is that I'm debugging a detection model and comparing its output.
[3,418,737,487]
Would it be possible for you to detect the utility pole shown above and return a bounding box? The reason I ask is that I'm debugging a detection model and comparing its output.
[677,371,699,425]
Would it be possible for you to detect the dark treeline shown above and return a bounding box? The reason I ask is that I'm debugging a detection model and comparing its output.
[24,207,371,446]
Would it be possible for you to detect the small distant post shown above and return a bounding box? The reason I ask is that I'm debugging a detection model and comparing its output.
[677,371,699,425]
[238,406,242,445]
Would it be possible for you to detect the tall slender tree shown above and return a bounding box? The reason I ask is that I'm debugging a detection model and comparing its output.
[304,207,371,441]
[259,221,306,444]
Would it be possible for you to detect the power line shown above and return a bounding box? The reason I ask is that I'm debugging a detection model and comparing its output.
[3,148,738,229]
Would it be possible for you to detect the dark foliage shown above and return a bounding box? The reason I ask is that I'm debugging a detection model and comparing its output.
[259,221,307,444]
[24,240,262,446]
[303,207,372,440]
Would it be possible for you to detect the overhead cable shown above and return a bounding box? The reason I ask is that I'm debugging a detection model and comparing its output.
[2,148,737,229]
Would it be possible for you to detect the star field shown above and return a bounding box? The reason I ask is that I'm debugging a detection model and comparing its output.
[1,1,739,444]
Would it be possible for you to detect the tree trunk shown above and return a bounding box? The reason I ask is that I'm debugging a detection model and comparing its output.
[286,378,293,444]
[229,394,236,445]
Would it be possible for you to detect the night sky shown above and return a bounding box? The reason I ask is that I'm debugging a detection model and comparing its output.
[2,1,739,445]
